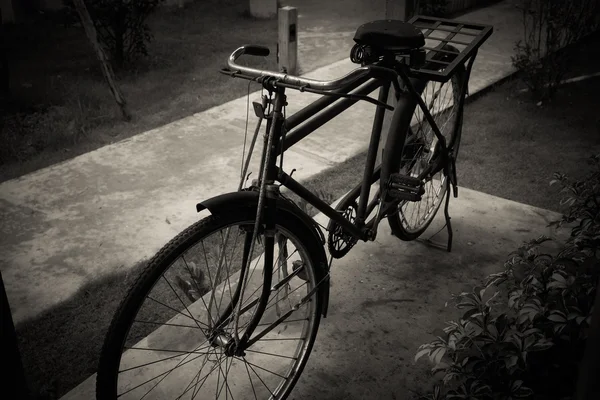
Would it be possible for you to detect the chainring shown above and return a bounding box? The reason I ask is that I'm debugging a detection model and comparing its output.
[327,199,359,259]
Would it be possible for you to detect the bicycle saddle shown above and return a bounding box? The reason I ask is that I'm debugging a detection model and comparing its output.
[353,20,425,53]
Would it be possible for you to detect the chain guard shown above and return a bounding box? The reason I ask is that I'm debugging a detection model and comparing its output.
[327,199,359,259]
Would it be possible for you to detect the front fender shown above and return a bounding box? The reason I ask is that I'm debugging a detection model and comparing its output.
[196,191,324,246]
[196,190,331,317]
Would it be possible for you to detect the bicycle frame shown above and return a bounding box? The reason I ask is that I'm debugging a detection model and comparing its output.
[227,63,463,351]
[275,76,391,242]
[223,23,488,350]
[262,57,475,243]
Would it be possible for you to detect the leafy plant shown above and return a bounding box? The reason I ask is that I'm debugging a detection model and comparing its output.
[548,154,600,259]
[512,0,600,101]
[175,261,208,302]
[415,154,600,399]
[65,0,164,68]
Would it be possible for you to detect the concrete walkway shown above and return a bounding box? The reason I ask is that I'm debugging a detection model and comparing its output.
[0,0,522,327]
[62,187,565,399]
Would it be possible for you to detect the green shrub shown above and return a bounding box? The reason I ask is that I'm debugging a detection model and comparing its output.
[414,154,600,399]
[512,0,600,101]
[0,81,112,165]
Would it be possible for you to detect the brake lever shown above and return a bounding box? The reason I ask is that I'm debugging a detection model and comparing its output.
[220,68,238,76]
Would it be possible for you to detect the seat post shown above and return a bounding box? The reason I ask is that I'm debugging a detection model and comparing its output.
[265,85,287,184]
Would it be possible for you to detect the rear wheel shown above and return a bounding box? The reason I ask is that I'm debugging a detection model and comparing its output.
[97,210,324,400]
[387,48,466,240]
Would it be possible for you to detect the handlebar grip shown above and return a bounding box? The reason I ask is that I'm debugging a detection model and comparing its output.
[245,45,270,57]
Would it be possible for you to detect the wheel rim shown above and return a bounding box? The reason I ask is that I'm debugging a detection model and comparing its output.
[110,221,318,399]
[397,76,460,234]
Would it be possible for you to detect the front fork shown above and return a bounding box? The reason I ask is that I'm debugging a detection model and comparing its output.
[228,85,287,353]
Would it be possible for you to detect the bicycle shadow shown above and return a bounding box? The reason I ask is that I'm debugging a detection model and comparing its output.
[292,186,564,399]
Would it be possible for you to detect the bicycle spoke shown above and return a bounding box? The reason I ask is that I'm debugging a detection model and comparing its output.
[243,360,259,400]
[240,359,287,379]
[256,317,307,326]
[181,254,216,327]
[132,320,201,329]
[215,229,239,329]
[161,275,208,335]
[237,357,276,398]
[188,349,227,399]
[238,246,300,315]
[223,270,309,344]
[188,349,216,400]
[225,357,236,400]
[119,343,211,374]
[208,251,304,336]
[146,296,207,328]
[118,348,206,398]
[176,346,213,400]
[232,273,310,339]
[264,280,308,314]
[201,240,217,327]
[123,345,209,356]
[215,355,235,400]
[105,217,319,400]
[214,352,228,399]
[245,349,298,360]
[209,228,234,328]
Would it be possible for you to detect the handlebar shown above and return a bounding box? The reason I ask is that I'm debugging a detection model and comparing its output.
[226,45,399,91]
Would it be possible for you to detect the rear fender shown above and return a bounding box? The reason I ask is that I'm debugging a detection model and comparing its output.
[196,191,331,317]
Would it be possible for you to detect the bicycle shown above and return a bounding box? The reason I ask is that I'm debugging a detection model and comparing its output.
[97,15,492,400]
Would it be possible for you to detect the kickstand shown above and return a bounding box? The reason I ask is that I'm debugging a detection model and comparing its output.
[416,157,458,252]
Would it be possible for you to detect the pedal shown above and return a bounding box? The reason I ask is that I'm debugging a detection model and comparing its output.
[387,174,425,202]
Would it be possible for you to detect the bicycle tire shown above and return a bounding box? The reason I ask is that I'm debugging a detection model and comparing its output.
[387,47,466,241]
[97,209,324,400]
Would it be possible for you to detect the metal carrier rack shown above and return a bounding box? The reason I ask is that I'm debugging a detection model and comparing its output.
[406,15,493,83]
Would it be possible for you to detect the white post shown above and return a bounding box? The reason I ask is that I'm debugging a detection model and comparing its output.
[278,6,298,74]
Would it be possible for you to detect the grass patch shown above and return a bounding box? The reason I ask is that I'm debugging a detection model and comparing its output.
[457,35,600,212]
[1,0,279,180]
[0,0,378,183]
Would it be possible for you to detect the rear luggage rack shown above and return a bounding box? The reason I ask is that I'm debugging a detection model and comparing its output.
[406,15,493,83]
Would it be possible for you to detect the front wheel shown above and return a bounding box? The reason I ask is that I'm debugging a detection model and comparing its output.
[96,209,324,400]
[387,49,466,241]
